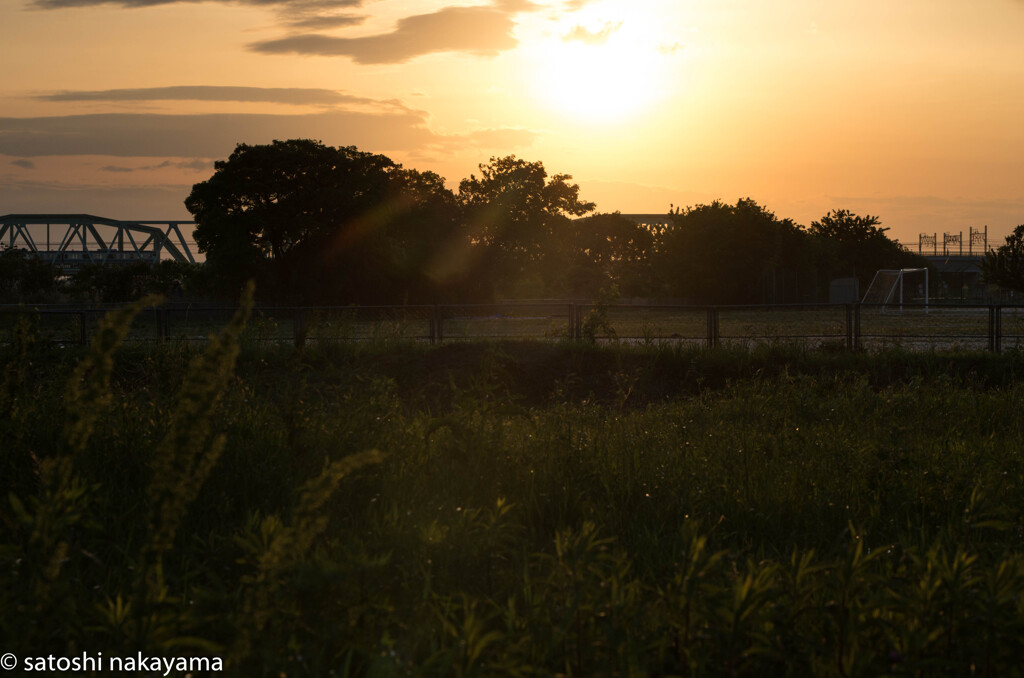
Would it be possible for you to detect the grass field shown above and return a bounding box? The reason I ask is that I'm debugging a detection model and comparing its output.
[5,302,1024,676]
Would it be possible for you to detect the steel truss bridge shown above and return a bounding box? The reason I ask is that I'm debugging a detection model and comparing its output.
[0,214,195,271]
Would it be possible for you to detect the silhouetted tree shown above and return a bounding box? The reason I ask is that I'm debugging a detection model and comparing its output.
[0,247,61,302]
[65,260,202,303]
[186,139,463,303]
[557,212,656,297]
[982,224,1024,292]
[654,198,812,303]
[808,209,927,291]
[459,155,595,297]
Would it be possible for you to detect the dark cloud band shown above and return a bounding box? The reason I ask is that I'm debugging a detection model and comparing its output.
[29,0,359,8]
[38,86,405,109]
[249,5,519,63]
[0,111,535,158]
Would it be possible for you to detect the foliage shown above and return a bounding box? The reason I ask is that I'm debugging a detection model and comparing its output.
[0,246,61,302]
[559,212,656,297]
[651,202,931,304]
[186,139,462,304]
[655,198,812,303]
[982,223,1024,292]
[809,209,931,292]
[65,260,202,303]
[6,336,1024,675]
[459,155,595,297]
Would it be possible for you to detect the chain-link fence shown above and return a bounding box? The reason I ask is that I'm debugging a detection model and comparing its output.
[4,302,1024,352]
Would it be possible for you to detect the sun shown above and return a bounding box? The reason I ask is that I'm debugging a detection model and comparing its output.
[525,12,672,124]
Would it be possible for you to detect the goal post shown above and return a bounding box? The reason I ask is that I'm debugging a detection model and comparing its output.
[861,268,929,311]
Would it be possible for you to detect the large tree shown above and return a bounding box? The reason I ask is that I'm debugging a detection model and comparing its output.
[808,209,927,291]
[655,198,811,304]
[186,139,461,303]
[558,212,656,297]
[458,155,595,297]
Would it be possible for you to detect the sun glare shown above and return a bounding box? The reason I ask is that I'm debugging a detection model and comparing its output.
[526,8,672,124]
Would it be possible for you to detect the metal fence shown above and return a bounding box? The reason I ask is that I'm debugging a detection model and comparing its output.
[4,302,1024,352]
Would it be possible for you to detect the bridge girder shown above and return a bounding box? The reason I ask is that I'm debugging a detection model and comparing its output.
[0,214,196,270]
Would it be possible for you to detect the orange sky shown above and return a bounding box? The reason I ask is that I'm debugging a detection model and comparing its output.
[2,0,1024,249]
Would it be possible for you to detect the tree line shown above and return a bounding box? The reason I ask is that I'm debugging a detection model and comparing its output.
[11,137,1006,305]
[182,139,931,305]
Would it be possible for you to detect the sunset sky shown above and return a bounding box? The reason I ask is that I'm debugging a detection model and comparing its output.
[3,0,1024,247]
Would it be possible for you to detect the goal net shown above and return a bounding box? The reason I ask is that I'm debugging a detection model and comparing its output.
[861,268,929,308]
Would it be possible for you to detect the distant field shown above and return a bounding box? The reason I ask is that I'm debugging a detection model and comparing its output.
[6,312,1024,676]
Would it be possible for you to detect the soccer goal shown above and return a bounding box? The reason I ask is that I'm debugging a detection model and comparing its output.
[861,268,929,310]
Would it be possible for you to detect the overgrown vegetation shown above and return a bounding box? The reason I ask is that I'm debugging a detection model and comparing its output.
[5,306,1024,675]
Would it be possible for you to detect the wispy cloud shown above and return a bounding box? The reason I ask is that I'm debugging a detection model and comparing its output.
[99,159,212,173]
[249,4,520,63]
[0,111,429,157]
[429,127,537,152]
[28,0,535,64]
[11,159,36,169]
[0,111,535,158]
[0,178,195,219]
[26,0,367,42]
[157,158,213,171]
[29,0,360,8]
[563,21,621,45]
[37,86,410,112]
[285,14,364,30]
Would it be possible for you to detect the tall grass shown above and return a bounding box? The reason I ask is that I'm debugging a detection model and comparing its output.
[5,329,1024,675]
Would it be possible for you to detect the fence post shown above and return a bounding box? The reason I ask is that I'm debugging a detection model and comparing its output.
[988,306,996,352]
[437,306,444,343]
[293,308,306,348]
[430,305,437,344]
[845,304,853,351]
[996,306,1002,354]
[79,311,87,345]
[854,304,861,351]
[568,303,575,340]
[706,307,719,348]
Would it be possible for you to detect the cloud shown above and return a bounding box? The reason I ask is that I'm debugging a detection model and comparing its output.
[249,4,519,63]
[492,0,537,10]
[286,14,364,30]
[27,0,367,38]
[0,111,433,157]
[563,21,621,45]
[29,0,360,8]
[11,159,35,169]
[38,86,410,111]
[0,111,535,159]
[30,0,538,64]
[0,178,195,219]
[99,159,213,172]
[437,127,537,150]
[156,158,214,171]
